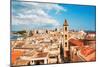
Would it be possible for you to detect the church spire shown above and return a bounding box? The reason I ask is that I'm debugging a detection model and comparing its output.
[63,19,69,26]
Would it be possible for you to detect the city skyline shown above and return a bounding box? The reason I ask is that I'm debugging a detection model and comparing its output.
[11,1,96,66]
[12,1,96,31]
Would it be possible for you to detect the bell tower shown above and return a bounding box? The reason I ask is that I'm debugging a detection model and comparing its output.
[63,19,70,62]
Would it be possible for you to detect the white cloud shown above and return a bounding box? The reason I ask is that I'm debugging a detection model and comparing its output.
[12,1,66,30]
[22,2,66,14]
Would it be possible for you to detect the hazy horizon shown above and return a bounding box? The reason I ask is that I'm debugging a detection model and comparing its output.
[12,0,96,31]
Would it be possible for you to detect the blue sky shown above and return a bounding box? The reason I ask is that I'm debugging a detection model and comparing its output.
[12,0,96,31]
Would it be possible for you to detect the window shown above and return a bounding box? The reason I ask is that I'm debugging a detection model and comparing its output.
[65,27,67,31]
[65,35,67,40]
[65,42,67,47]
[49,56,56,58]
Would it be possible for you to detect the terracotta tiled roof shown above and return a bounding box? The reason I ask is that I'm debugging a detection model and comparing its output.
[69,39,84,46]
[78,46,96,61]
[85,37,95,40]
[12,50,24,64]
[80,47,95,57]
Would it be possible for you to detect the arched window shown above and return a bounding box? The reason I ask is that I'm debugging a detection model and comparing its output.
[65,35,67,40]
[65,27,67,31]
[65,42,67,47]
